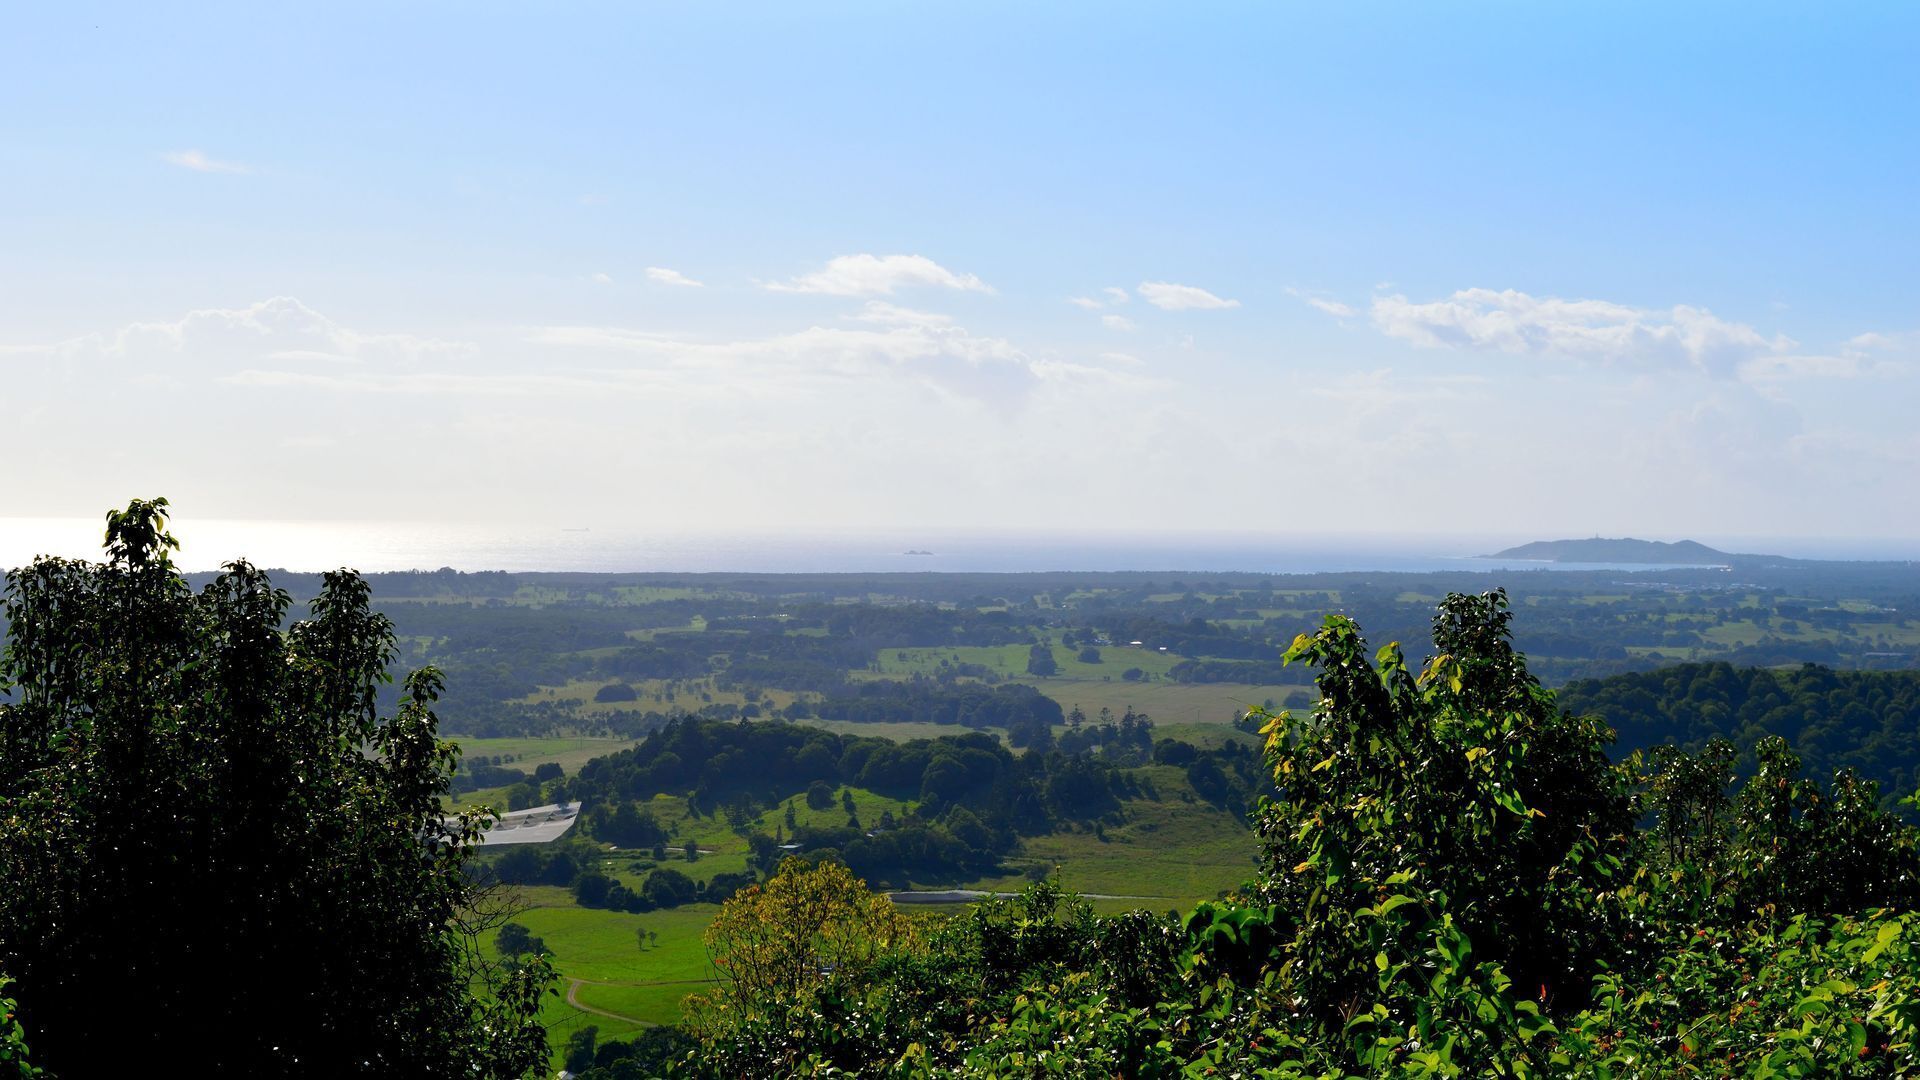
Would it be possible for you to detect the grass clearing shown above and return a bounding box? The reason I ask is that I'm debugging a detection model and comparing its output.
[1035,680,1308,727]
[447,735,632,775]
[509,888,722,1065]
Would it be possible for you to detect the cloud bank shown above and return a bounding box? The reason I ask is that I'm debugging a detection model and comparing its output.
[1368,288,1789,376]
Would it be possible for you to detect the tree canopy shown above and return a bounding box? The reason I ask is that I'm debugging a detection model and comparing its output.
[0,499,550,1077]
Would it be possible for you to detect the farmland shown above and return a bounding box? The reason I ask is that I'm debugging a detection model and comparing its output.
[381,561,1920,1057]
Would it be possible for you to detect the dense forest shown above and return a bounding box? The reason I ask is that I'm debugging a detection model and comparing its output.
[1563,662,1920,812]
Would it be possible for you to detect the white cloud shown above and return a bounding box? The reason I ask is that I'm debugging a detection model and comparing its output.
[8,295,1917,538]
[1286,288,1356,318]
[1067,296,1105,310]
[763,254,993,297]
[1138,281,1239,311]
[645,267,703,288]
[161,149,251,174]
[1103,286,1130,305]
[590,272,614,285]
[1370,287,1793,377]
[1101,314,1137,332]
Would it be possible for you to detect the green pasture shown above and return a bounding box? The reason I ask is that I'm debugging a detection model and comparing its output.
[511,891,722,1067]
[962,765,1254,902]
[755,785,919,836]
[1151,722,1264,751]
[500,757,1258,1067]
[448,735,632,775]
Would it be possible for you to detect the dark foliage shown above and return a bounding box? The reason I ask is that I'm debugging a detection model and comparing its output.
[0,500,549,1078]
[1561,661,1920,812]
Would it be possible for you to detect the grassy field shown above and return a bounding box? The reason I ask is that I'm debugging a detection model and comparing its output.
[509,888,721,1069]
[448,734,633,774]
[863,644,1310,728]
[1034,679,1308,728]
[494,759,1258,1066]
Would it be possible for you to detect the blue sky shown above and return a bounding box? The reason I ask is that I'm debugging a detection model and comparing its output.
[5,3,1917,542]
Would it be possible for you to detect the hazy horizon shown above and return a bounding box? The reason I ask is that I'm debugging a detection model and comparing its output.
[5,513,1915,575]
[6,5,1917,538]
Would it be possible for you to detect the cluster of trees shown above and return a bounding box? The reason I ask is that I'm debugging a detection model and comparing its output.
[0,501,549,1077]
[562,1026,693,1079]
[451,757,562,795]
[573,866,755,912]
[558,716,1198,886]
[805,679,1063,746]
[474,840,749,912]
[659,590,1920,1076]
[1057,705,1156,762]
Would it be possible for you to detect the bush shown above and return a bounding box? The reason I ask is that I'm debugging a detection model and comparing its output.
[805,780,836,810]
[594,682,639,703]
[641,867,700,909]
[573,872,614,908]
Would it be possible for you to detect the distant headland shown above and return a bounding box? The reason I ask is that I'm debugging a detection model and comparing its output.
[1486,537,1743,565]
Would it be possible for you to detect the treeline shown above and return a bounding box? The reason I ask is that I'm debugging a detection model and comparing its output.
[474,840,755,913]
[569,718,1125,824]
[801,680,1062,746]
[1560,661,1920,810]
[1080,615,1278,661]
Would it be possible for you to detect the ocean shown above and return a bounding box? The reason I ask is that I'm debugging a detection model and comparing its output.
[6,518,1905,576]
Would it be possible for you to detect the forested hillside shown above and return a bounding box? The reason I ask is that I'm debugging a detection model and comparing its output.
[1561,662,1920,810]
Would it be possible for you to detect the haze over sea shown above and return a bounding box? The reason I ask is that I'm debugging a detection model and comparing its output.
[4,519,1914,577]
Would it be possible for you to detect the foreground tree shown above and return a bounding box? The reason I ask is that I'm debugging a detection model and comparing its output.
[1253,590,1637,1021]
[0,500,550,1077]
[683,857,922,1073]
